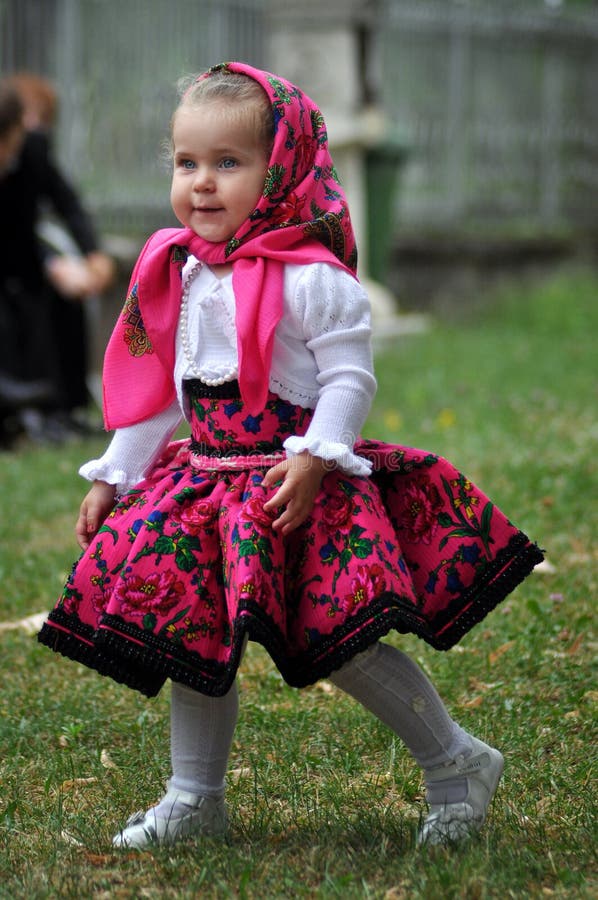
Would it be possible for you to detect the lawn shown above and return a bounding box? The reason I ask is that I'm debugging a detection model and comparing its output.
[0,266,595,898]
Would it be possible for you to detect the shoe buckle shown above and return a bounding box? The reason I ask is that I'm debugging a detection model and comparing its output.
[455,751,489,775]
[125,810,147,827]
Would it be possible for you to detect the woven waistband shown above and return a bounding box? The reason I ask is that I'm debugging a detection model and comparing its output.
[189,450,285,471]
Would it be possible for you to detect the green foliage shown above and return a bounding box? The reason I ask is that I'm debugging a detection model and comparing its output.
[0,266,596,897]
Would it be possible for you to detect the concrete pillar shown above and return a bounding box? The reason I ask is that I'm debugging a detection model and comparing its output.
[265,0,385,278]
[264,0,422,337]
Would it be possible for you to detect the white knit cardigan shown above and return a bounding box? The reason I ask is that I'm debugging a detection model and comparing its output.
[80,258,377,490]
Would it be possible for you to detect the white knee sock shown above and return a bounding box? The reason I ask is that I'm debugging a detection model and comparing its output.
[153,680,238,819]
[330,642,473,778]
[156,643,473,819]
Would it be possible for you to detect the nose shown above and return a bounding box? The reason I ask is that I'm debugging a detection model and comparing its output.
[192,165,214,193]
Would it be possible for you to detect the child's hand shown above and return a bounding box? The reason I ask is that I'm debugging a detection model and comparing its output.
[262,451,330,535]
[75,480,118,550]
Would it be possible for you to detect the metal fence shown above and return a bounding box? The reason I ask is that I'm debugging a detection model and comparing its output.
[2,0,598,236]
[0,0,267,233]
[376,0,598,233]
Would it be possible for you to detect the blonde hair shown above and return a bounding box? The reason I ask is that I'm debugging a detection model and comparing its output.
[173,70,274,156]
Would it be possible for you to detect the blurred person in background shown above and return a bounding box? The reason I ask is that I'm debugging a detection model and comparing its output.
[0,73,114,447]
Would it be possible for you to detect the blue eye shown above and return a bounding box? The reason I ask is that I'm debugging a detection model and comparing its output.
[221,158,237,169]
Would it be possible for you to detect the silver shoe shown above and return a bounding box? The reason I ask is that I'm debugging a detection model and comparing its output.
[113,783,228,850]
[418,737,504,846]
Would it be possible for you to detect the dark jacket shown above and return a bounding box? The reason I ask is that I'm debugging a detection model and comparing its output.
[0,131,100,408]
[0,130,99,288]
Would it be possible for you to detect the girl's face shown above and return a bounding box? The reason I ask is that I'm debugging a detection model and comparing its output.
[170,101,269,244]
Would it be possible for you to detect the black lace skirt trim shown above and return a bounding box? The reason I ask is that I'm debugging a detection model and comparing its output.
[419,533,543,646]
[37,616,167,698]
[37,534,542,698]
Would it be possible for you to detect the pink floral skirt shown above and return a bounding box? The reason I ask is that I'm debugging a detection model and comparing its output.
[38,381,542,697]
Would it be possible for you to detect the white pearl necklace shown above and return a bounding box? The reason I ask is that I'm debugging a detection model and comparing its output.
[179,260,238,386]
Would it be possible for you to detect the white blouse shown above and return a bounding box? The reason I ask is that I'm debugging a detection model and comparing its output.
[81,257,377,490]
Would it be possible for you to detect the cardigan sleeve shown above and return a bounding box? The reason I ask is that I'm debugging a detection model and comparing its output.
[79,401,182,491]
[282,264,377,476]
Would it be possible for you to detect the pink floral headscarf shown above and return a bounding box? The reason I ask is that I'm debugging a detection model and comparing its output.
[103,62,358,428]
[198,61,357,268]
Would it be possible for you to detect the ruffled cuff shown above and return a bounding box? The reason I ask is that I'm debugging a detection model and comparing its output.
[283,435,372,477]
[78,459,149,493]
[78,401,183,492]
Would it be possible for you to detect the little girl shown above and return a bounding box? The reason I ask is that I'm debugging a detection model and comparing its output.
[38,62,542,850]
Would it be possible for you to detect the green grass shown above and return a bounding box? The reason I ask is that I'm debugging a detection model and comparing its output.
[0,266,596,898]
